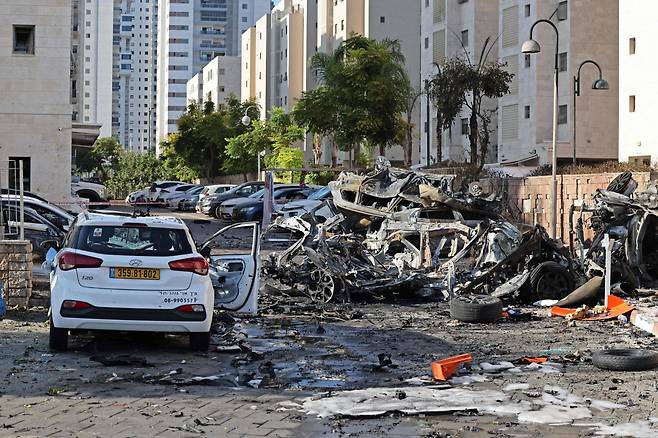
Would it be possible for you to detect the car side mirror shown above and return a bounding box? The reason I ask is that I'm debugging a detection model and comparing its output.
[42,247,58,272]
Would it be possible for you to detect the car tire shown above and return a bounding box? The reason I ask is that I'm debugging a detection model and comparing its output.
[49,317,68,351]
[592,349,658,371]
[189,332,210,351]
[528,261,575,301]
[214,206,222,219]
[449,295,503,323]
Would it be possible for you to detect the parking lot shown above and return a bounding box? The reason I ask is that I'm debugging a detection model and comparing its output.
[2,206,658,437]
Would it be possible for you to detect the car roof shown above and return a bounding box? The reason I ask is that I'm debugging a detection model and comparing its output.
[75,212,188,229]
[208,184,235,188]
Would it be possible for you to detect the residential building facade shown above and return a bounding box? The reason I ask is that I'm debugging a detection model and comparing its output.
[0,0,72,202]
[187,56,241,107]
[71,0,114,138]
[156,0,270,151]
[496,0,618,166]
[618,0,658,165]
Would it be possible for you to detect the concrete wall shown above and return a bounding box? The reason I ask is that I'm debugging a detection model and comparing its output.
[202,56,241,106]
[0,240,33,308]
[0,0,72,203]
[241,27,257,101]
[187,72,202,105]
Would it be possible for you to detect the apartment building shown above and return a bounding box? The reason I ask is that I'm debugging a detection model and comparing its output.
[497,0,618,166]
[420,0,499,165]
[112,0,158,153]
[187,56,241,107]
[156,0,270,150]
[618,0,658,165]
[0,0,72,202]
[71,0,114,138]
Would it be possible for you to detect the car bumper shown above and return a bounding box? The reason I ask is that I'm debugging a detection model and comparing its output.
[219,207,234,220]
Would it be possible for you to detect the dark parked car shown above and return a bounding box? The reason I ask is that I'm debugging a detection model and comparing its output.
[198,181,265,217]
[232,187,318,222]
[1,206,64,259]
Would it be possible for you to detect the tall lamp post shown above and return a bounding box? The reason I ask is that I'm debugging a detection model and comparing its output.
[240,105,262,177]
[522,19,560,239]
[424,79,431,166]
[573,60,609,164]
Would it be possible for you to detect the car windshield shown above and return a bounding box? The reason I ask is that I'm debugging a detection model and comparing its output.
[73,225,192,256]
[308,186,330,200]
[248,189,265,199]
[186,186,203,194]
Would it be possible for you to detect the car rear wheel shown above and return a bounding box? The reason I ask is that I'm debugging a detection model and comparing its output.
[189,332,210,351]
[49,317,68,351]
[214,206,222,219]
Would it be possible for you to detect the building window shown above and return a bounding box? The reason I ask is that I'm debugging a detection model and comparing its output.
[425,37,429,49]
[629,95,636,112]
[524,4,530,17]
[558,104,568,124]
[629,155,651,166]
[9,157,31,192]
[461,29,468,47]
[425,0,429,6]
[524,105,530,119]
[460,118,469,135]
[380,16,385,23]
[13,25,35,55]
[457,0,468,3]
[558,52,567,72]
[341,20,344,31]
[557,1,568,21]
[629,37,636,55]
[524,54,531,68]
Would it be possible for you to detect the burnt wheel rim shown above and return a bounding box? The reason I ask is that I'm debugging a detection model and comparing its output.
[536,271,570,299]
[306,269,335,303]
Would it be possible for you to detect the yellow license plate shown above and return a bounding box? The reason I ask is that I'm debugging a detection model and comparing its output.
[110,267,160,280]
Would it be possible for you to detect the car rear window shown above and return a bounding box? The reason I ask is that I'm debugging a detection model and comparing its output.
[72,225,192,256]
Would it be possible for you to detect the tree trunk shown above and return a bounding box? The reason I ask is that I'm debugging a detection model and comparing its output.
[405,115,413,166]
[378,144,385,157]
[331,137,338,167]
[208,147,215,179]
[353,142,361,168]
[313,133,322,165]
[468,95,480,165]
[435,112,443,163]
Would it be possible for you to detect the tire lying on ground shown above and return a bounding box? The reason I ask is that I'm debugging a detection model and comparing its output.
[450,295,503,323]
[528,261,575,301]
[592,349,658,371]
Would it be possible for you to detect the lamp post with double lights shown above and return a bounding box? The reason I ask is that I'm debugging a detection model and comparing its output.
[573,60,609,164]
[522,19,559,239]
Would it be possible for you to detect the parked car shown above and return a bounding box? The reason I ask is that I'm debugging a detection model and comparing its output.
[217,185,297,220]
[162,185,203,208]
[72,176,107,204]
[198,181,265,217]
[125,181,186,204]
[275,186,333,221]
[46,212,260,351]
[0,194,75,232]
[198,184,235,203]
[1,205,64,259]
[232,186,319,222]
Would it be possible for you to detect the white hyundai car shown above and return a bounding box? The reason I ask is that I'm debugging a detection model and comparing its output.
[47,212,260,351]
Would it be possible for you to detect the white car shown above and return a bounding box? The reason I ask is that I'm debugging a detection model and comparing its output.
[275,186,333,220]
[72,176,107,203]
[47,213,260,351]
[161,184,202,208]
[198,184,235,203]
[125,181,186,204]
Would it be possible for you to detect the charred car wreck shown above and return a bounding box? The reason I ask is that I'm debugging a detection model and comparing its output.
[263,159,579,303]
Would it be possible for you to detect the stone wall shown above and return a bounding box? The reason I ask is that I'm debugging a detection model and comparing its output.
[0,241,33,308]
[491,172,656,243]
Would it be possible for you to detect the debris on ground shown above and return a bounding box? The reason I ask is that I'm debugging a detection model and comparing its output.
[90,354,154,367]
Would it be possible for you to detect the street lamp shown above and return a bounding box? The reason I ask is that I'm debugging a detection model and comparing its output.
[573,60,609,164]
[424,79,431,166]
[522,19,559,239]
[240,105,264,178]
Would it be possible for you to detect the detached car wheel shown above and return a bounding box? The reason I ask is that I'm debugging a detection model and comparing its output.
[528,261,574,301]
[49,317,68,351]
[450,295,503,323]
[189,332,210,351]
[592,349,658,371]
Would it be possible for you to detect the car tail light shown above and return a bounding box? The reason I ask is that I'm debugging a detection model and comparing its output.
[168,257,209,275]
[59,252,103,271]
[176,304,205,313]
[62,300,92,310]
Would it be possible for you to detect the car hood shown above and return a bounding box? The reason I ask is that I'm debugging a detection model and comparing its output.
[280,199,323,211]
[221,197,254,208]
[234,200,263,210]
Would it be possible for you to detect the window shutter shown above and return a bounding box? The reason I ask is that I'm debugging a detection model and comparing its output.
[502,104,519,140]
[433,30,446,65]
[502,6,518,48]
[433,0,445,23]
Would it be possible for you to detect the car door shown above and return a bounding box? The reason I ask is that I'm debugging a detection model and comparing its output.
[199,222,260,314]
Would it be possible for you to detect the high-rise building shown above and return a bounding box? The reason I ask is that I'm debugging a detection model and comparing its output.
[1,0,73,202]
[112,0,158,153]
[71,0,114,138]
[618,0,657,165]
[156,0,270,151]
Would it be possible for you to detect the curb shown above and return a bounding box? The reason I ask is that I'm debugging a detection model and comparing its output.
[630,307,658,336]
